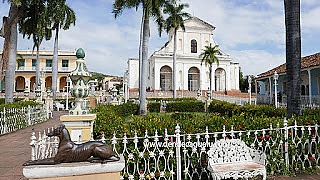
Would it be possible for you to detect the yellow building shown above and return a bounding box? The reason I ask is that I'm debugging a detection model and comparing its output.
[0,50,77,92]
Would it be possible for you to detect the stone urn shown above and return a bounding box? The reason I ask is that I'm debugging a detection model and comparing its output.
[69,48,91,115]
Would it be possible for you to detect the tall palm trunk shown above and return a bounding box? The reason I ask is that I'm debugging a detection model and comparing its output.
[173,29,177,98]
[139,12,150,115]
[1,20,10,91]
[4,16,18,103]
[52,27,59,99]
[209,64,212,100]
[284,0,301,117]
[2,4,21,103]
[35,46,41,87]
[139,8,145,94]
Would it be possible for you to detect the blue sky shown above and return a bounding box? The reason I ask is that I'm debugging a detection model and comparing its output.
[1,0,320,77]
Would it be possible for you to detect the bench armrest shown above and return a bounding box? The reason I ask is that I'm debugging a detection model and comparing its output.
[250,148,266,165]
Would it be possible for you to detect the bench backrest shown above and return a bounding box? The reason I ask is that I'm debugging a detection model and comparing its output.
[207,139,252,164]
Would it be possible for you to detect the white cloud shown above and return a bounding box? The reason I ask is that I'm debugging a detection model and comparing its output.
[302,7,320,30]
[230,50,285,76]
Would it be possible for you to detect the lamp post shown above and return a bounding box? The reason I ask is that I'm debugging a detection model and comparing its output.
[248,76,252,104]
[207,87,211,100]
[24,85,30,101]
[274,71,279,108]
[66,76,71,110]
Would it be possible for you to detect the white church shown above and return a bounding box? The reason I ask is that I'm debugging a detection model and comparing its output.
[127,17,240,97]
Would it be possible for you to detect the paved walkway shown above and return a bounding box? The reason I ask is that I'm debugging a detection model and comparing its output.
[0,111,67,180]
[0,111,320,180]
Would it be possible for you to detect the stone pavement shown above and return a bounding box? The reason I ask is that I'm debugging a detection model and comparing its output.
[0,111,67,180]
[0,110,320,180]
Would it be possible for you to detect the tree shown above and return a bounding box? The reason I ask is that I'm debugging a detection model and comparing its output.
[199,43,221,100]
[19,0,51,87]
[113,0,165,115]
[284,0,301,117]
[162,1,190,99]
[1,0,25,103]
[47,0,76,100]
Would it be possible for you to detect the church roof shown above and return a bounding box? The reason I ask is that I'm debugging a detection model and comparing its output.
[256,52,320,80]
[185,16,216,30]
[152,16,216,57]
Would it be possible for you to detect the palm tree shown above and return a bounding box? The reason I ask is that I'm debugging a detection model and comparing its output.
[284,0,301,117]
[1,1,25,103]
[199,43,221,100]
[113,0,165,115]
[162,1,190,99]
[47,0,76,100]
[19,0,51,87]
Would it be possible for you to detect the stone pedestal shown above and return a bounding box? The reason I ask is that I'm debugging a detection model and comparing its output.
[23,156,125,180]
[60,114,96,142]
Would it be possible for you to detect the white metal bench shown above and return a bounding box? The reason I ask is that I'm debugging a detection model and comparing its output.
[207,139,266,180]
[54,101,65,111]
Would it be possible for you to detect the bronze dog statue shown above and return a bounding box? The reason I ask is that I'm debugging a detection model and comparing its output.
[24,124,118,166]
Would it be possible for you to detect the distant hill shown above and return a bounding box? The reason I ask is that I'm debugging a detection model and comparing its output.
[90,71,123,80]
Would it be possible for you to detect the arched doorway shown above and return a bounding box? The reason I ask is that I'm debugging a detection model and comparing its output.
[60,76,67,92]
[30,76,36,91]
[15,76,25,92]
[215,68,226,92]
[45,76,52,90]
[188,67,200,91]
[160,65,172,91]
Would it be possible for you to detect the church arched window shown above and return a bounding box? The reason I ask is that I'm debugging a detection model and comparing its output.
[191,39,197,53]
[160,66,172,91]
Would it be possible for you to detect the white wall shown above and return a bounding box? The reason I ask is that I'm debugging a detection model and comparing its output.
[128,59,139,89]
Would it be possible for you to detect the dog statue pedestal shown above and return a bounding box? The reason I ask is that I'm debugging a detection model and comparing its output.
[60,114,96,142]
[23,156,125,180]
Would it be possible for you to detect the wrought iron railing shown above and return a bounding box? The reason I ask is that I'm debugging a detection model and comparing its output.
[211,94,256,105]
[257,94,320,108]
[0,105,50,135]
[29,119,320,179]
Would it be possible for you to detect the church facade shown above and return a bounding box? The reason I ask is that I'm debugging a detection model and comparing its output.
[127,17,239,96]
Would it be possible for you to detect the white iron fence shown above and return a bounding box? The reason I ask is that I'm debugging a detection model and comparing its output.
[257,94,320,108]
[211,94,256,105]
[0,105,50,135]
[30,119,320,179]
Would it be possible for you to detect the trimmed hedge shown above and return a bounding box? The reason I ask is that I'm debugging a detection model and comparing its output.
[0,100,39,109]
[147,102,161,112]
[147,97,197,102]
[166,101,205,112]
[208,100,286,118]
[0,98,25,105]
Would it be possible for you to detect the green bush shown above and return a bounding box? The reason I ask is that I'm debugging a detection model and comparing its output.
[166,101,204,112]
[147,102,161,112]
[208,100,240,117]
[208,100,286,118]
[0,98,25,105]
[115,103,139,117]
[147,97,197,102]
[0,100,39,109]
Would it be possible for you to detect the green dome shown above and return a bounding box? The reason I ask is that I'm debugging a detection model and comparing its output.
[76,48,85,58]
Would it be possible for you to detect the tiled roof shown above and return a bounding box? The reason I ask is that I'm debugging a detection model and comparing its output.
[256,52,320,80]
